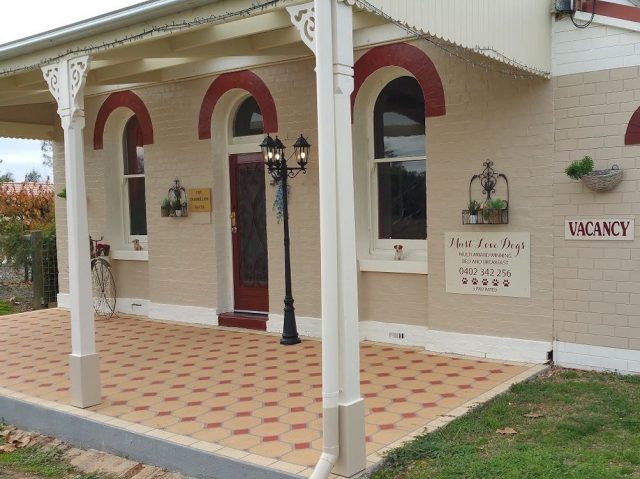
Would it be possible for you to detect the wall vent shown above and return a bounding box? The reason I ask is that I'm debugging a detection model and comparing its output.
[389,331,405,340]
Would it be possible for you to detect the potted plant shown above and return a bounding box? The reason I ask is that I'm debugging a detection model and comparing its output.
[172,198,182,217]
[468,200,480,224]
[484,197,507,224]
[161,198,171,217]
[565,155,623,192]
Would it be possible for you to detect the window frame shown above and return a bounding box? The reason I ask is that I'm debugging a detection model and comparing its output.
[121,116,148,246]
[367,76,427,262]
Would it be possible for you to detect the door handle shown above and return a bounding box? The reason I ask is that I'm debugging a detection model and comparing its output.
[230,211,237,233]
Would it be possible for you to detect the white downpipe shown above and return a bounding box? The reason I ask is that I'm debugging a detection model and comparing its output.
[311,0,340,478]
[311,453,339,479]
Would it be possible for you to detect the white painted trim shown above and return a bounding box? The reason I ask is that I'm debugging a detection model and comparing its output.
[358,259,427,275]
[268,313,322,338]
[148,302,218,326]
[60,294,216,326]
[555,341,640,374]
[111,250,149,261]
[269,313,550,363]
[57,293,70,309]
[574,10,640,32]
[116,298,150,316]
[359,320,430,347]
[424,330,551,364]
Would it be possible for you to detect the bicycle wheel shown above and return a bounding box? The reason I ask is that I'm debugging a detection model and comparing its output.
[91,258,117,319]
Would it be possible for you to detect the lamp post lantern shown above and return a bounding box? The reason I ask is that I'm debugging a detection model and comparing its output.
[260,133,311,345]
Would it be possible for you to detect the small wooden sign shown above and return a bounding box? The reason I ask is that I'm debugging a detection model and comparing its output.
[188,188,212,213]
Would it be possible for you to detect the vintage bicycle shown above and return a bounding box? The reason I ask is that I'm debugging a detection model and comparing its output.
[89,236,117,319]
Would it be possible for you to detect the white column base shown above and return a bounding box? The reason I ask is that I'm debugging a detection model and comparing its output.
[69,353,101,408]
[334,399,366,477]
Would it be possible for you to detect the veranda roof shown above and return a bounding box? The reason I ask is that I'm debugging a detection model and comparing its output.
[0,0,551,139]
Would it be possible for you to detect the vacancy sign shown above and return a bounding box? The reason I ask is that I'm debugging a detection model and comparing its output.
[445,232,531,298]
[565,218,634,241]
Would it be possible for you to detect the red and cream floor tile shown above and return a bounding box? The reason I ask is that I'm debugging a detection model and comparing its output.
[0,309,543,475]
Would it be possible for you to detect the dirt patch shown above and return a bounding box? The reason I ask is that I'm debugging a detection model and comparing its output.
[0,468,43,479]
[0,265,33,313]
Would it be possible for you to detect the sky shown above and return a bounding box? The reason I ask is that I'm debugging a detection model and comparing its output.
[0,1,147,182]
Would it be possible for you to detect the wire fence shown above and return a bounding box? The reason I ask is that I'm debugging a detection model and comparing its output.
[30,230,59,309]
[0,231,59,311]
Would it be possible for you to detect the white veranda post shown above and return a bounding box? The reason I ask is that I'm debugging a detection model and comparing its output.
[42,56,101,408]
[289,0,366,476]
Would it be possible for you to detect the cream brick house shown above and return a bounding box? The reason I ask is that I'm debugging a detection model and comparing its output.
[0,0,639,474]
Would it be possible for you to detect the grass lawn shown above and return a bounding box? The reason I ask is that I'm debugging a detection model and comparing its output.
[370,369,640,479]
[0,426,104,479]
[0,300,16,315]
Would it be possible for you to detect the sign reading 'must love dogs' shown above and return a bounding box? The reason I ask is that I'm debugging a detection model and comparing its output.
[565,218,635,240]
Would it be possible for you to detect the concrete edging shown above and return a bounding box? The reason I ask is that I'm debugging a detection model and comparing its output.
[0,395,301,479]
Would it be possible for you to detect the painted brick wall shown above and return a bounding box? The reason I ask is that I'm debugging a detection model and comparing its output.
[53,42,555,343]
[553,16,640,76]
[53,59,322,317]
[422,43,555,342]
[553,65,640,351]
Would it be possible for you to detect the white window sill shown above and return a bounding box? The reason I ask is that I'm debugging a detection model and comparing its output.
[111,250,148,261]
[358,259,427,275]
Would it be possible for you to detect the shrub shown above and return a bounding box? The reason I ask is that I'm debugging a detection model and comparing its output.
[565,156,594,180]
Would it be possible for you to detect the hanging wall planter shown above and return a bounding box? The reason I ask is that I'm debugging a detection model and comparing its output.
[565,156,624,192]
[165,179,188,217]
[582,165,623,192]
[462,160,509,225]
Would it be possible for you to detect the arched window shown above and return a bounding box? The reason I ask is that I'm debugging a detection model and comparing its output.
[233,96,264,137]
[122,116,147,237]
[373,76,426,242]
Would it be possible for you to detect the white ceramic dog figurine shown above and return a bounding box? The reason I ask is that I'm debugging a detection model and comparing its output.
[132,239,143,251]
[393,244,404,261]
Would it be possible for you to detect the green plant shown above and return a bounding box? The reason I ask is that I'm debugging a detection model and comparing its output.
[487,197,506,210]
[468,200,480,215]
[161,197,171,208]
[171,198,181,210]
[57,187,66,199]
[565,156,594,180]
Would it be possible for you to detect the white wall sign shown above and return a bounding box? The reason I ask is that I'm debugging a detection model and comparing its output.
[445,232,531,298]
[565,218,635,241]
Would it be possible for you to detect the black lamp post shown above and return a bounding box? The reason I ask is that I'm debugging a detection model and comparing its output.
[260,133,311,346]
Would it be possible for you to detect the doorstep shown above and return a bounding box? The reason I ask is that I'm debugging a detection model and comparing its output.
[218,312,268,331]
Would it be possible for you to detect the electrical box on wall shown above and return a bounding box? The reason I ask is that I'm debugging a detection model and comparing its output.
[555,0,575,14]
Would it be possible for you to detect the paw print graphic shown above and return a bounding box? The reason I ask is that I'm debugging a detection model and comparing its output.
[492,279,499,287]
[462,277,468,285]
[503,279,510,287]
[472,278,478,285]
[482,278,489,286]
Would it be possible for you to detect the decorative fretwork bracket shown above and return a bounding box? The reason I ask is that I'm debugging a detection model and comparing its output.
[41,56,91,129]
[286,0,356,55]
[286,2,316,54]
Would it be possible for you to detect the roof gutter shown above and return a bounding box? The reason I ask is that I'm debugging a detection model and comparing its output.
[0,0,221,61]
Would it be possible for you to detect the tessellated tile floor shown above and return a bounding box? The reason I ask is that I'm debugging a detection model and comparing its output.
[0,309,544,477]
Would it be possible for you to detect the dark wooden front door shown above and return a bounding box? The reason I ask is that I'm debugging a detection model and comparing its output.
[229,154,269,313]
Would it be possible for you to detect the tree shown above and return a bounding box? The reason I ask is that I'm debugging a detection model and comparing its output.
[41,140,53,169]
[0,159,13,183]
[0,181,55,280]
[24,169,42,182]
[0,172,15,183]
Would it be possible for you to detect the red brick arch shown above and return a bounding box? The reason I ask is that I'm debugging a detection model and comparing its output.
[93,91,154,150]
[625,107,640,145]
[198,70,278,140]
[352,43,446,120]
